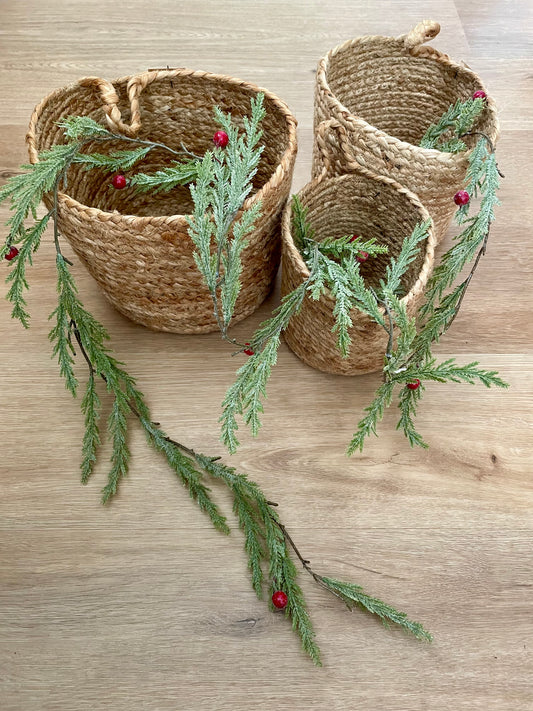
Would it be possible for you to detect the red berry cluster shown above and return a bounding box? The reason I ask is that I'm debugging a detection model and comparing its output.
[243,343,254,356]
[407,379,421,391]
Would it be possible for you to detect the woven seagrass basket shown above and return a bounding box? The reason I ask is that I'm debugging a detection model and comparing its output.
[312,20,499,243]
[280,149,437,375]
[27,69,297,333]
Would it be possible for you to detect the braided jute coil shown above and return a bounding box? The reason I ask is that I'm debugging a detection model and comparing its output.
[27,69,298,333]
[313,20,499,243]
[281,131,437,375]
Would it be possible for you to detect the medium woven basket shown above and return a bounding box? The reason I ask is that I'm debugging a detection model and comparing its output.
[312,20,499,242]
[27,69,298,333]
[280,156,437,375]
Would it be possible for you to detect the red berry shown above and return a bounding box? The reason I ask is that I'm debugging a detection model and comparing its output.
[272,591,288,609]
[349,234,359,243]
[454,190,470,206]
[473,90,487,101]
[111,174,127,189]
[407,379,421,391]
[356,251,369,263]
[4,246,19,261]
[243,343,254,356]
[213,130,229,148]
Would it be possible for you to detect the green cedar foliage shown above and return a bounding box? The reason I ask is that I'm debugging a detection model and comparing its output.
[318,577,432,641]
[419,96,485,152]
[187,94,266,336]
[0,116,187,326]
[7,239,430,664]
[130,159,200,193]
[219,197,430,453]
[2,102,431,664]
[221,99,507,455]
[73,146,153,172]
[349,108,507,451]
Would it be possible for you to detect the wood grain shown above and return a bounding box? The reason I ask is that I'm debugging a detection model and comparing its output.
[1,2,532,710]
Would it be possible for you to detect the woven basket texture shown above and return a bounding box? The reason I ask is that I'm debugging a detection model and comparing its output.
[312,20,499,242]
[26,69,297,333]
[281,170,436,375]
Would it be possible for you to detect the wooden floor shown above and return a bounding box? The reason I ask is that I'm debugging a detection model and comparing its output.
[1,2,532,709]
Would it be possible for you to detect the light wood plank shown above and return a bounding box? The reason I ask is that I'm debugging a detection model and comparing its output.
[0,2,532,710]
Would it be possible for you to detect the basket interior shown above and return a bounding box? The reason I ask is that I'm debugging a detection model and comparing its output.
[294,173,429,297]
[325,39,496,147]
[33,74,293,217]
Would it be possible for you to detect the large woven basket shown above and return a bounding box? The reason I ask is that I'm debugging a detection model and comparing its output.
[27,69,297,333]
[280,158,436,375]
[312,20,499,242]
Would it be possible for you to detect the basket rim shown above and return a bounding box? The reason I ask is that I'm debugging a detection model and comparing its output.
[281,170,437,312]
[26,67,298,226]
[316,33,500,161]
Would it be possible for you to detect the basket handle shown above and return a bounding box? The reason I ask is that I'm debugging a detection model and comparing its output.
[79,70,175,137]
[399,20,440,50]
[315,118,377,180]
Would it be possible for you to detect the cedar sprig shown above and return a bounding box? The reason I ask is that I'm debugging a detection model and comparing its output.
[0,143,80,238]
[318,577,432,642]
[4,213,52,326]
[419,141,500,318]
[396,383,428,449]
[0,118,185,326]
[316,234,388,261]
[80,374,101,484]
[397,358,508,388]
[196,453,323,664]
[420,96,485,152]
[346,382,396,455]
[187,93,266,341]
[219,240,321,454]
[220,334,283,454]
[57,115,114,140]
[379,220,430,297]
[58,114,196,163]
[349,121,506,451]
[73,146,153,173]
[130,159,200,193]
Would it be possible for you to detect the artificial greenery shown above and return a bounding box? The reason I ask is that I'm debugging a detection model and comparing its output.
[187,94,266,338]
[1,103,431,664]
[220,98,507,455]
[419,96,485,153]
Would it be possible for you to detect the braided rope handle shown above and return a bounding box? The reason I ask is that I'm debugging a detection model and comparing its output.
[79,70,175,137]
[315,118,434,215]
[315,118,385,183]
[399,20,441,50]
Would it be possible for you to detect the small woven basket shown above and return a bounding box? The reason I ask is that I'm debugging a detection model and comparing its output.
[27,69,297,333]
[280,148,437,375]
[312,20,499,242]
